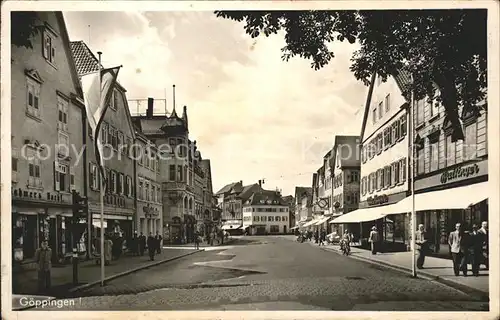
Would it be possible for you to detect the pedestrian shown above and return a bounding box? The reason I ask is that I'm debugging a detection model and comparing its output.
[369,226,379,255]
[147,232,156,261]
[448,222,469,276]
[478,221,488,270]
[35,239,52,294]
[104,234,112,265]
[415,224,429,269]
[319,229,326,246]
[194,231,200,250]
[470,224,483,276]
[155,231,163,254]
[138,232,146,256]
[131,231,138,256]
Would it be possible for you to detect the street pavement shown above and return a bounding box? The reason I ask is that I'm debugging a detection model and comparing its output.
[35,236,489,311]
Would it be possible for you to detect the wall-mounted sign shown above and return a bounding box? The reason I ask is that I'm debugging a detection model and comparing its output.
[367,194,389,206]
[440,163,480,184]
[415,159,488,191]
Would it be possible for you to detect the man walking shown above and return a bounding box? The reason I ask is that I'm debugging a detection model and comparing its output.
[35,240,52,294]
[415,224,429,269]
[470,224,483,276]
[138,232,146,256]
[155,231,163,254]
[478,221,488,270]
[448,223,469,276]
[147,233,156,261]
[194,230,200,250]
[319,229,326,246]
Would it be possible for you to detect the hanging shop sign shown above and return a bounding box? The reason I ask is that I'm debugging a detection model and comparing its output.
[367,194,389,206]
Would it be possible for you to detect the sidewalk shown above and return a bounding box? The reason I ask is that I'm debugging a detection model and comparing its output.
[165,238,238,248]
[13,248,198,296]
[281,235,489,297]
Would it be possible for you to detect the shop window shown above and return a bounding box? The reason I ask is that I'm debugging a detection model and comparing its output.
[270,225,279,233]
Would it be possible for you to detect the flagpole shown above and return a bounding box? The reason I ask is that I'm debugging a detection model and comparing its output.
[410,73,417,278]
[97,51,105,287]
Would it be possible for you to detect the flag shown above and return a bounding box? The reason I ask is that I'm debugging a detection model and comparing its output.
[81,66,121,192]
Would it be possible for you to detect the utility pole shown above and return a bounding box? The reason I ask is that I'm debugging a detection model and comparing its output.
[71,190,87,285]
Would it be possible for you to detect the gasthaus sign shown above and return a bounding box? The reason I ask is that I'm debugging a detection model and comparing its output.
[415,159,488,191]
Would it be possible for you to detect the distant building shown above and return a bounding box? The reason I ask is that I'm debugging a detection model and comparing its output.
[281,195,295,230]
[242,190,290,235]
[11,12,86,263]
[294,186,312,228]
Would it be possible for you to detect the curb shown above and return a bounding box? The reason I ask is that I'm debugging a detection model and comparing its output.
[322,246,489,301]
[68,249,205,293]
[13,249,205,311]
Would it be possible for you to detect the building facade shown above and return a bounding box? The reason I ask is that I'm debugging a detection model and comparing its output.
[71,41,136,243]
[242,191,290,235]
[11,12,86,264]
[294,186,312,228]
[330,135,361,236]
[410,89,488,257]
[282,195,295,231]
[135,132,162,237]
[357,72,410,249]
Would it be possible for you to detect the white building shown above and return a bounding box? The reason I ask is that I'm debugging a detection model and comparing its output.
[242,190,289,235]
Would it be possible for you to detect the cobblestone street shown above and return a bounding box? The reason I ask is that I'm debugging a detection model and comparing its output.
[37,236,489,311]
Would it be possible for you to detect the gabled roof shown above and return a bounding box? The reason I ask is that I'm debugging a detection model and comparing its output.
[55,13,83,99]
[294,187,312,202]
[238,184,262,201]
[245,190,286,206]
[215,181,240,195]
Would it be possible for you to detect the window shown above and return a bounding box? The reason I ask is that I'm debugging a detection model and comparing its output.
[261,215,266,221]
[43,31,56,64]
[361,177,366,195]
[26,78,41,118]
[464,123,477,161]
[429,141,439,172]
[385,94,390,112]
[151,184,155,202]
[118,173,124,195]
[446,135,456,166]
[57,131,69,157]
[351,171,359,183]
[400,115,407,137]
[367,174,372,193]
[101,122,108,144]
[275,216,281,222]
[169,165,176,181]
[270,225,279,233]
[392,121,400,143]
[383,128,390,149]
[399,158,407,182]
[268,216,274,222]
[376,134,383,154]
[54,160,68,192]
[127,138,133,158]
[361,146,366,163]
[118,132,124,154]
[145,150,150,169]
[57,96,68,132]
[372,108,377,124]
[254,216,260,222]
[416,147,425,175]
[384,166,391,188]
[378,169,384,190]
[429,99,440,118]
[144,182,148,201]
[416,99,425,125]
[157,186,160,203]
[111,171,117,194]
[12,149,19,182]
[378,102,383,119]
[177,165,183,182]
[124,175,130,197]
[138,180,143,200]
[377,75,383,86]
[109,90,118,111]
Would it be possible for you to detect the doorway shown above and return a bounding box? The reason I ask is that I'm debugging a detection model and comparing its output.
[283,226,287,234]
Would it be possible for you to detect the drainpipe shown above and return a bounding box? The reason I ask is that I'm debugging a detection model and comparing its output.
[133,135,138,233]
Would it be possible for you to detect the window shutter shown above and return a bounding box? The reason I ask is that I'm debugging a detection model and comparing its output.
[51,44,56,63]
[54,161,60,191]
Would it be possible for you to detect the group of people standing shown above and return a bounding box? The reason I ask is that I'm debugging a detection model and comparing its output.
[127,231,163,261]
[415,221,488,277]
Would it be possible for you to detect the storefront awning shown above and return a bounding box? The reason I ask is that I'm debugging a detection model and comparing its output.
[314,216,330,225]
[330,206,391,224]
[302,219,319,227]
[391,182,489,213]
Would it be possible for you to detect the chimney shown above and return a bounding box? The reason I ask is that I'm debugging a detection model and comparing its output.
[147,98,154,118]
[258,180,262,187]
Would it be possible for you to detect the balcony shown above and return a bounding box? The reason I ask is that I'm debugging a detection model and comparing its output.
[163,181,194,193]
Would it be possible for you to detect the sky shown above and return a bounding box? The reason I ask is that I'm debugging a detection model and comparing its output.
[64,11,368,197]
